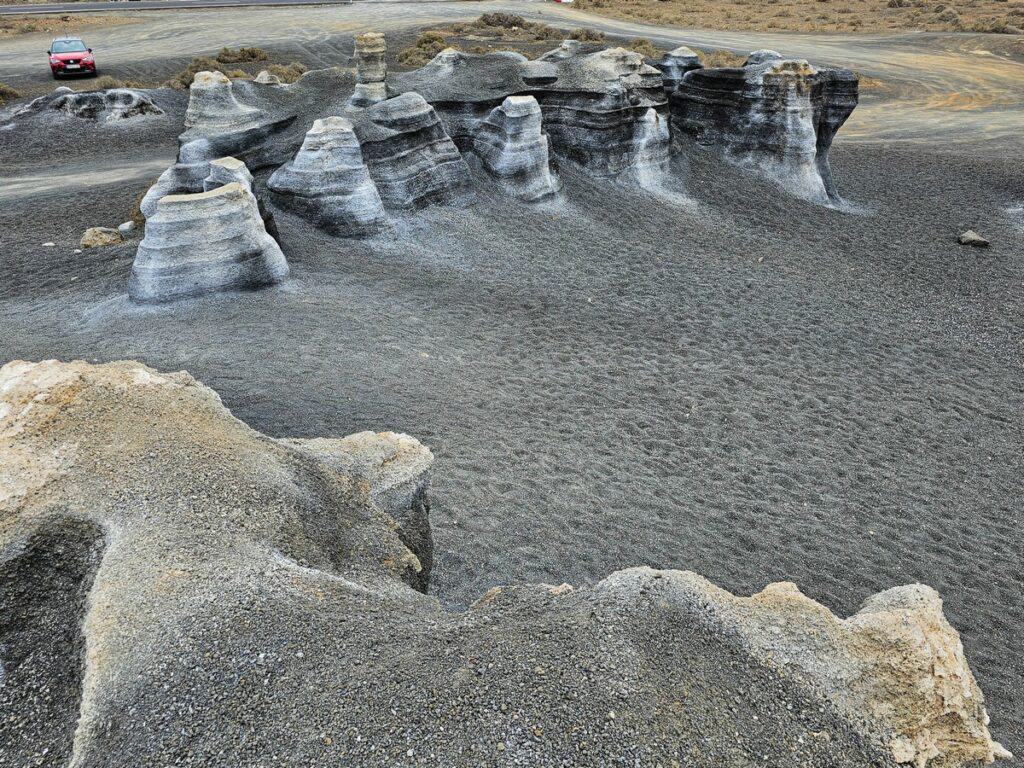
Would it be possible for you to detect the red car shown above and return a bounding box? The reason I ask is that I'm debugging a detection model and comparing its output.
[48,37,97,78]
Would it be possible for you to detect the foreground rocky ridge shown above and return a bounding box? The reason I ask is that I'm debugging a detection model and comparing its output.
[0,359,1010,768]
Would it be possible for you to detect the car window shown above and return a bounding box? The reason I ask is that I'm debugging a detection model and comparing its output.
[51,40,87,53]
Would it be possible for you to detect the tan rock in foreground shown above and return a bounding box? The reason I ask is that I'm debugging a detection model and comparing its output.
[0,359,1010,768]
[80,227,123,249]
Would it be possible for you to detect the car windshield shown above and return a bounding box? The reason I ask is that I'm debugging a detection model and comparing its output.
[51,40,87,53]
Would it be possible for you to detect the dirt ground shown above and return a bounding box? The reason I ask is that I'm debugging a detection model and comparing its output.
[571,0,1024,38]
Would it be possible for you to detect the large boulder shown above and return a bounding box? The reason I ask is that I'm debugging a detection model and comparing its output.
[670,52,858,203]
[355,92,474,210]
[267,116,386,235]
[0,358,1011,768]
[128,182,288,303]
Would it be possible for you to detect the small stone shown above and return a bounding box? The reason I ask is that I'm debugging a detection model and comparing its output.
[80,227,124,249]
[42,242,55,247]
[118,221,136,235]
[958,230,989,248]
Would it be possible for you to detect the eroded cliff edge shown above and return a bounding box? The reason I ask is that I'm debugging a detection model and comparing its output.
[0,360,1010,768]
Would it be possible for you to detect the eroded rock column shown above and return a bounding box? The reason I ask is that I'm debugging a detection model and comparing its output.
[267,117,386,236]
[129,182,288,303]
[349,32,388,108]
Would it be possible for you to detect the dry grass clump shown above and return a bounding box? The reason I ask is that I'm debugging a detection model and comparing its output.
[397,31,458,67]
[0,81,21,105]
[570,0,1024,34]
[446,14,565,42]
[627,37,662,58]
[215,46,269,64]
[397,15,617,65]
[695,48,748,68]
[0,13,133,38]
[263,61,308,83]
[165,57,248,89]
[568,27,606,41]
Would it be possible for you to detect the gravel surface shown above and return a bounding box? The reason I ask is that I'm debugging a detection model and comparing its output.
[0,64,1021,757]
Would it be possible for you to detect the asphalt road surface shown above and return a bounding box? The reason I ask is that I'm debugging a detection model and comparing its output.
[1,0,1022,143]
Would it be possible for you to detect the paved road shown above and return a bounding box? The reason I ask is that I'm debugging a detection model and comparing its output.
[0,0,353,15]
[1,0,1022,142]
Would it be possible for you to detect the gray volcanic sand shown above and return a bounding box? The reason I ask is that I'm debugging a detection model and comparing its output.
[1,84,1022,756]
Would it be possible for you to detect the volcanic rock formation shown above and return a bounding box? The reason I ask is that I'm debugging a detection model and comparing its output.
[9,86,162,123]
[267,117,386,235]
[0,358,1011,768]
[670,51,858,202]
[349,32,388,108]
[140,71,296,218]
[392,45,670,180]
[203,156,281,242]
[469,95,560,201]
[354,92,473,209]
[52,88,164,121]
[653,46,703,95]
[128,182,288,303]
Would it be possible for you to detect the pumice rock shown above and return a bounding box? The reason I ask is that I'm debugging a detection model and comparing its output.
[267,116,386,235]
[203,156,281,242]
[128,182,288,303]
[653,45,703,95]
[349,32,388,108]
[670,53,858,203]
[140,71,296,218]
[80,226,123,249]
[470,95,560,201]
[393,46,670,180]
[0,357,1010,768]
[355,92,473,209]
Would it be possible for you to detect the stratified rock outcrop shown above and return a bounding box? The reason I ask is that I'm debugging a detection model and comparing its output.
[52,88,164,121]
[470,95,560,201]
[653,45,703,95]
[9,86,162,122]
[0,358,1010,768]
[267,117,386,235]
[140,71,296,218]
[128,182,288,303]
[349,32,388,108]
[392,45,669,180]
[203,156,281,242]
[670,52,858,202]
[355,92,473,209]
